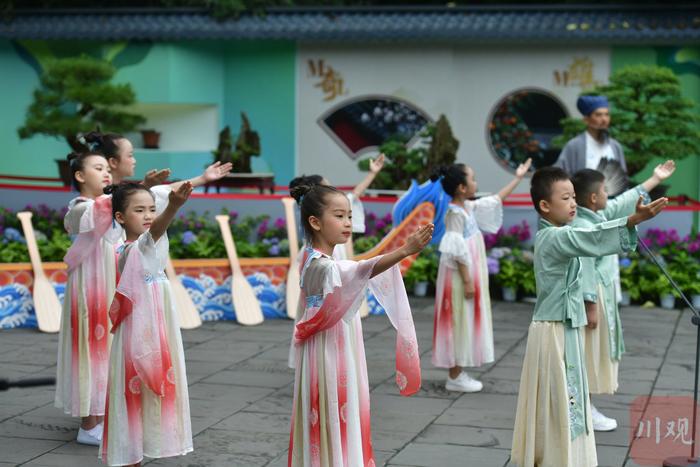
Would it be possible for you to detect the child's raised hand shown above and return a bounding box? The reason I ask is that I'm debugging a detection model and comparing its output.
[628,196,668,227]
[203,161,233,182]
[515,158,532,178]
[653,160,676,182]
[403,223,434,256]
[169,181,193,208]
[143,168,171,188]
[369,153,386,174]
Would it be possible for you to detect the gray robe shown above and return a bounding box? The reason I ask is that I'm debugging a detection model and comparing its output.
[554,132,627,175]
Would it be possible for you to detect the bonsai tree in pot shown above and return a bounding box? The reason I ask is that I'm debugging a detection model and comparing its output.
[18,55,145,185]
[211,114,261,174]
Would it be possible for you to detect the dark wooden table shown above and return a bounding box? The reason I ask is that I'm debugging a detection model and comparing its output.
[204,173,275,194]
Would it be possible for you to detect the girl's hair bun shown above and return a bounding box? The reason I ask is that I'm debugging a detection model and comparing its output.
[290,184,313,204]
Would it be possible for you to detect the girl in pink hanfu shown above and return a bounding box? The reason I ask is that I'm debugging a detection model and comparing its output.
[288,183,433,467]
[101,181,194,467]
[287,155,386,369]
[56,151,122,446]
[432,159,531,393]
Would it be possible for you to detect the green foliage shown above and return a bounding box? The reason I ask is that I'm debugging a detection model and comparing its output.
[18,55,145,151]
[403,246,439,289]
[358,115,458,190]
[493,248,534,292]
[358,139,428,190]
[553,65,700,176]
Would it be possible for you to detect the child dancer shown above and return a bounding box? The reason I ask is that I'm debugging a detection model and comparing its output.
[432,158,531,392]
[288,153,385,260]
[288,183,432,466]
[82,131,232,208]
[287,155,385,368]
[56,151,122,445]
[571,160,675,431]
[101,181,194,466]
[511,167,667,467]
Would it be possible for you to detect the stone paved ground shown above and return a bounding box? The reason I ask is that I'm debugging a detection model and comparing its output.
[0,299,695,466]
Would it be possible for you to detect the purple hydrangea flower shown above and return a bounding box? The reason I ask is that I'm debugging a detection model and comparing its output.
[619,257,632,268]
[182,231,197,245]
[487,257,500,275]
[4,227,25,243]
[268,244,281,256]
[257,219,269,236]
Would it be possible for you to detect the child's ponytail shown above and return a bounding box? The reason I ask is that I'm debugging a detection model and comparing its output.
[430,164,467,197]
[81,131,125,160]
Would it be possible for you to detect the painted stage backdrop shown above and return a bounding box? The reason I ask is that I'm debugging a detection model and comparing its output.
[0,272,387,330]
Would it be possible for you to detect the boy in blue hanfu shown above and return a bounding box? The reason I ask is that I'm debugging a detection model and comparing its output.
[570,161,675,432]
[511,167,667,467]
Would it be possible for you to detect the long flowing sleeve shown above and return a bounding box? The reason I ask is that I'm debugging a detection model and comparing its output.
[601,185,648,221]
[150,184,172,215]
[63,195,122,270]
[109,232,173,396]
[549,218,638,262]
[439,208,470,268]
[580,256,598,303]
[295,254,421,396]
[467,195,503,234]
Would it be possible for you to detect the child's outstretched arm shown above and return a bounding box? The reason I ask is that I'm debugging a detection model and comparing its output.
[370,223,434,278]
[626,196,667,228]
[168,161,233,191]
[496,158,532,201]
[640,160,676,193]
[150,182,193,242]
[143,169,171,188]
[353,153,385,198]
[551,196,668,261]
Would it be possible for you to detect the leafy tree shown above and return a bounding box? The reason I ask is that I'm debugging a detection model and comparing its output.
[553,65,700,176]
[357,114,459,190]
[18,55,145,152]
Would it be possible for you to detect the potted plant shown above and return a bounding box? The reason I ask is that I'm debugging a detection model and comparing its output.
[495,257,519,302]
[684,279,700,310]
[404,256,431,297]
[514,249,536,301]
[141,129,161,149]
[618,255,638,306]
[18,55,145,186]
[650,275,676,309]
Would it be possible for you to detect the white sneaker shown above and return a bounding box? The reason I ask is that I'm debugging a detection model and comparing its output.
[76,424,102,446]
[591,404,618,432]
[445,372,483,393]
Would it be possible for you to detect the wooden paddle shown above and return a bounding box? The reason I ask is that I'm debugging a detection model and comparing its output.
[215,215,264,326]
[165,257,202,329]
[281,198,302,319]
[16,212,61,333]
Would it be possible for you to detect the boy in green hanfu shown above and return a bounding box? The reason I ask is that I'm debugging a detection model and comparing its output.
[570,160,676,432]
[511,167,667,467]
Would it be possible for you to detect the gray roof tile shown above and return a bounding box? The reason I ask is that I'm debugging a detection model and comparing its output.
[1,7,699,42]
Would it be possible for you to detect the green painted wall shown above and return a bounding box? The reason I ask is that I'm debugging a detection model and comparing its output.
[612,46,700,200]
[0,39,73,179]
[223,42,296,183]
[0,39,296,185]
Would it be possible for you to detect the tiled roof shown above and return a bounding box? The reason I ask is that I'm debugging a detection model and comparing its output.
[1,5,699,43]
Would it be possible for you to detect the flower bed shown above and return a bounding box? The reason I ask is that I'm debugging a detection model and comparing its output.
[1,205,395,262]
[620,228,700,306]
